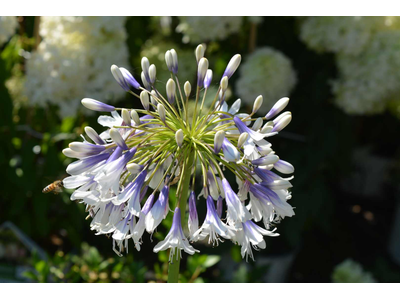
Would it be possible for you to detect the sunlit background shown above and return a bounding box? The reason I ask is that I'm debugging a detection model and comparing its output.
[1,16,400,283]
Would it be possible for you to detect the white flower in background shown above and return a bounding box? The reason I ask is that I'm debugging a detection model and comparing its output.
[300,16,400,115]
[332,259,376,283]
[299,16,382,55]
[176,16,242,44]
[60,44,295,261]
[24,17,129,116]
[300,16,400,56]
[235,47,297,114]
[332,31,400,115]
[0,16,18,46]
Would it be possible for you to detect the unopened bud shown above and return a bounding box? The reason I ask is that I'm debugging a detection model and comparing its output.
[141,57,150,82]
[165,50,173,73]
[131,109,140,125]
[222,54,241,80]
[157,104,166,122]
[214,130,225,153]
[166,79,176,104]
[237,132,249,148]
[195,44,205,63]
[197,57,208,87]
[204,69,213,89]
[175,129,184,147]
[252,118,263,131]
[111,65,129,91]
[150,90,158,107]
[81,98,115,112]
[220,76,228,92]
[274,159,295,174]
[260,123,273,133]
[272,113,292,132]
[84,126,105,145]
[266,97,290,119]
[127,163,144,175]
[184,81,191,98]
[252,155,280,166]
[109,128,128,150]
[141,71,151,90]
[252,95,263,114]
[273,111,291,124]
[149,64,156,84]
[170,49,178,74]
[120,67,140,89]
[140,91,150,110]
[121,109,131,125]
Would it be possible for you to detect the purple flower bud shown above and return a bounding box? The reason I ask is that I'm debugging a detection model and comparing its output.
[197,58,208,87]
[274,159,295,174]
[120,67,141,89]
[221,54,241,82]
[204,69,213,89]
[251,155,279,166]
[81,98,115,112]
[265,97,289,120]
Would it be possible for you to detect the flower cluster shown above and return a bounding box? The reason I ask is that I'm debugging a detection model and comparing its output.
[0,16,18,46]
[140,40,197,91]
[24,17,129,116]
[235,47,297,114]
[332,259,376,283]
[299,17,382,56]
[300,16,400,115]
[176,17,242,44]
[61,44,295,261]
[332,31,400,115]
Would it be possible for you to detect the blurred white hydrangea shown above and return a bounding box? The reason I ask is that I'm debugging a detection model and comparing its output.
[300,17,400,56]
[0,16,18,46]
[332,31,400,115]
[176,16,242,44]
[24,17,129,116]
[332,259,376,283]
[235,47,297,113]
[299,17,383,55]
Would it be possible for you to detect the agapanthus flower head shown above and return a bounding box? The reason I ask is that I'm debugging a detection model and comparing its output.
[62,43,295,261]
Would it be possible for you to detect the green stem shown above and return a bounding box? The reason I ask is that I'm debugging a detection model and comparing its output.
[167,148,195,283]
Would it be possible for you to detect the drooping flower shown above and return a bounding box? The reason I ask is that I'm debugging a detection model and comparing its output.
[154,208,199,262]
[60,43,295,261]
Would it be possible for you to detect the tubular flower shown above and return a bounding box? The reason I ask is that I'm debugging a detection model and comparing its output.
[61,44,295,261]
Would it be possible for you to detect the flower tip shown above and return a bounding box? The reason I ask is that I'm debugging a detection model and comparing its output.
[175,129,184,147]
[266,97,290,119]
[81,98,115,112]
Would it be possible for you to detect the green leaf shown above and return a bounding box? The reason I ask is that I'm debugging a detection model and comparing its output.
[202,255,221,268]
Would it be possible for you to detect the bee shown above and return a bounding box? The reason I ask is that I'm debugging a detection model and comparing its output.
[42,180,64,194]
